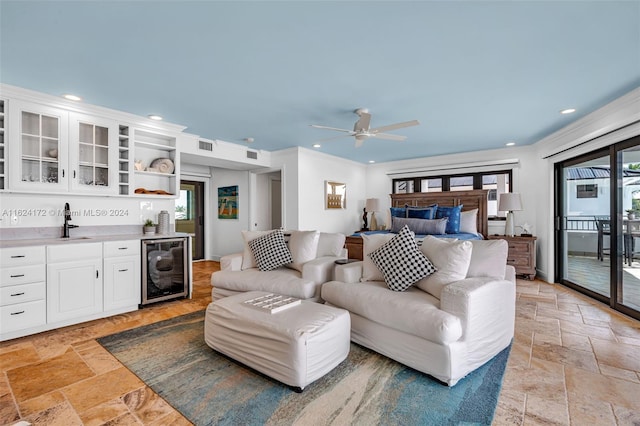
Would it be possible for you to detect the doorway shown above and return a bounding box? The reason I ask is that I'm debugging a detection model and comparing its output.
[176,180,205,260]
[555,135,640,320]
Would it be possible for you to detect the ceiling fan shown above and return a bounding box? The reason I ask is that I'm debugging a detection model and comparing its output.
[310,108,419,147]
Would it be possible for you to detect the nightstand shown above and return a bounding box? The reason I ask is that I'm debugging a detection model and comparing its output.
[488,235,537,280]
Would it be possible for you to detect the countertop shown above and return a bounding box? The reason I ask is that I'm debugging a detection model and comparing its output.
[0,232,190,249]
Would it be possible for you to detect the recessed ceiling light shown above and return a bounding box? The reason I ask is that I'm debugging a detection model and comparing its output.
[369,160,375,163]
[148,114,163,121]
[560,108,576,115]
[312,143,321,148]
[63,94,82,101]
[505,142,516,147]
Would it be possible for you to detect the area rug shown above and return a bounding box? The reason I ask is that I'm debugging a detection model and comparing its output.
[97,311,510,426]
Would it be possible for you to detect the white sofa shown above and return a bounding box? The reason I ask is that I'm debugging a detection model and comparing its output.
[212,230,347,302]
[321,236,516,386]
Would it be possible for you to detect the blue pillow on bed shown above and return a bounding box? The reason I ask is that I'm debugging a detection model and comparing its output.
[406,204,437,220]
[390,207,406,218]
[435,205,463,234]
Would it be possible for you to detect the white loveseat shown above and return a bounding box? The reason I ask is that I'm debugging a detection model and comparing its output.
[212,230,347,302]
[321,236,516,386]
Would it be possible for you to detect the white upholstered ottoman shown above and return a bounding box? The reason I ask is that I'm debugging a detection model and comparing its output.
[204,291,351,390]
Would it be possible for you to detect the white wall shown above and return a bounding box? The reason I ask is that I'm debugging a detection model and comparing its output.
[296,148,367,234]
[209,167,250,260]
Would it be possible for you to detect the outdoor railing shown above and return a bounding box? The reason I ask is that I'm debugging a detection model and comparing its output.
[565,216,599,231]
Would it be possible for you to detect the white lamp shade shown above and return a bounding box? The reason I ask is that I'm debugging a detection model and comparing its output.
[498,193,522,212]
[365,198,380,212]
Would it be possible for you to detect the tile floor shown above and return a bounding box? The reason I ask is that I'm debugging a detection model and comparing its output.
[1,261,639,425]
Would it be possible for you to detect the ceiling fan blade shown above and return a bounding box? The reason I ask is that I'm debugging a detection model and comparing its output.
[370,119,419,134]
[310,124,352,133]
[354,112,371,132]
[372,133,407,141]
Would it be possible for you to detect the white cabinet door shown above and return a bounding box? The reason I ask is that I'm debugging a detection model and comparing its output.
[9,100,69,192]
[47,259,102,323]
[69,112,119,194]
[104,255,140,310]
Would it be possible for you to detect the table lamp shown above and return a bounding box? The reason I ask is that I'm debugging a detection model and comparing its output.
[498,192,522,237]
[365,198,381,231]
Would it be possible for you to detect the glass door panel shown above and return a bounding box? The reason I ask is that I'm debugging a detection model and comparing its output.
[20,111,60,184]
[559,152,611,299]
[77,122,109,187]
[176,181,204,260]
[620,146,640,311]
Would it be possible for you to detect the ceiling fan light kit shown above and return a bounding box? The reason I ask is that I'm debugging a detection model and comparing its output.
[310,108,419,147]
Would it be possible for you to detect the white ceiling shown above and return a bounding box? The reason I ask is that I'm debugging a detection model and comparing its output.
[1,1,639,164]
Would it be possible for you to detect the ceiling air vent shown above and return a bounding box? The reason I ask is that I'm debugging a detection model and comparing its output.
[246,150,258,160]
[199,140,213,151]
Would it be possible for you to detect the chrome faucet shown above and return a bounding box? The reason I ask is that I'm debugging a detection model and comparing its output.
[62,202,79,238]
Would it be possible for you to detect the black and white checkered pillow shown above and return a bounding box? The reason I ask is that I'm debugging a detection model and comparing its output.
[248,229,294,271]
[368,225,436,291]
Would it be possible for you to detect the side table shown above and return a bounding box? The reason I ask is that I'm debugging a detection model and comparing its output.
[488,235,537,280]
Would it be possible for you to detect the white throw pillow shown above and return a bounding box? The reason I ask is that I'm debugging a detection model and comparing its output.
[467,239,509,279]
[459,209,478,234]
[361,233,396,282]
[286,230,320,272]
[317,232,346,257]
[416,236,473,299]
[241,230,272,270]
[368,226,436,291]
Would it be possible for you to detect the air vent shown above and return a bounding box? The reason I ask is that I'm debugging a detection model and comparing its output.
[246,150,258,160]
[199,140,213,151]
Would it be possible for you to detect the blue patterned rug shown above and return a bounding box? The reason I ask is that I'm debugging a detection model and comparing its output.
[98,311,510,426]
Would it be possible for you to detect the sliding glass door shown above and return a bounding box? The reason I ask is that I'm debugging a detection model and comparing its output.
[555,135,640,320]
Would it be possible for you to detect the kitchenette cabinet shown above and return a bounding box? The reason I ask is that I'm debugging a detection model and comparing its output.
[0,246,47,336]
[2,85,184,198]
[46,242,103,323]
[0,238,158,341]
[9,100,69,192]
[103,240,140,311]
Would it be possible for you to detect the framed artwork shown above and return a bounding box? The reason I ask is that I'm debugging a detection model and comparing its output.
[218,185,238,219]
[325,181,346,209]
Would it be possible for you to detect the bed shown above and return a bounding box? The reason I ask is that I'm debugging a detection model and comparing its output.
[345,189,489,260]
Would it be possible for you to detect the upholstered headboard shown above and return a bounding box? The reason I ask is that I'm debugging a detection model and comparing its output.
[390,189,489,237]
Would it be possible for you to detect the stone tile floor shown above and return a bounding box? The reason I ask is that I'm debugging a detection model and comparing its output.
[1,261,639,425]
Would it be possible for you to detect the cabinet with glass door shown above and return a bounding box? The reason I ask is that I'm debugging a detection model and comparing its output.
[69,113,118,194]
[9,101,69,192]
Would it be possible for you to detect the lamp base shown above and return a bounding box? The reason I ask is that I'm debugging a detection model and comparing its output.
[370,212,378,231]
[505,211,515,237]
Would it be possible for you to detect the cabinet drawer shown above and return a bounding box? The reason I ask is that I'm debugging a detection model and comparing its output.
[104,240,140,257]
[0,264,46,287]
[47,242,102,263]
[0,282,46,306]
[0,246,46,267]
[508,241,532,255]
[507,256,532,268]
[0,299,46,334]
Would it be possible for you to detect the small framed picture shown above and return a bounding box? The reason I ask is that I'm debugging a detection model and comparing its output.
[218,185,238,219]
[325,181,346,209]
